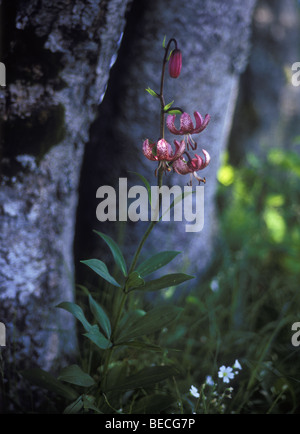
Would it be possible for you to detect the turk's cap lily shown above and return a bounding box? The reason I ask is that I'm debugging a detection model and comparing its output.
[173,149,210,185]
[173,149,210,175]
[143,138,185,162]
[168,48,182,79]
[167,111,210,136]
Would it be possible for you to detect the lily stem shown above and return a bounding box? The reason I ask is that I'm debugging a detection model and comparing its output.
[99,38,176,400]
[159,38,177,139]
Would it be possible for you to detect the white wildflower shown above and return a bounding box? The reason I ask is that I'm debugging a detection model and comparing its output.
[190,385,200,398]
[233,359,242,371]
[218,366,235,384]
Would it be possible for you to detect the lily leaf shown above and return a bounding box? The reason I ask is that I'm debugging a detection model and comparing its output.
[164,100,174,112]
[21,368,79,401]
[129,273,195,293]
[146,87,159,98]
[136,251,181,277]
[83,325,112,350]
[57,301,93,333]
[80,259,121,288]
[88,295,111,338]
[93,230,127,277]
[126,271,145,291]
[58,365,95,387]
[115,305,182,343]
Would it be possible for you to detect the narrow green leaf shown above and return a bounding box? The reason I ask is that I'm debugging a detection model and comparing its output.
[63,396,84,414]
[117,309,146,335]
[165,109,183,115]
[163,100,174,112]
[126,271,145,290]
[21,368,79,401]
[115,305,183,343]
[93,230,127,277]
[145,87,159,98]
[80,259,121,288]
[88,295,111,338]
[130,273,195,293]
[57,301,92,333]
[162,35,167,48]
[58,365,96,387]
[136,251,181,277]
[107,366,179,392]
[83,325,112,350]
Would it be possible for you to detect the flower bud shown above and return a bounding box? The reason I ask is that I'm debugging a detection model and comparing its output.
[168,48,182,78]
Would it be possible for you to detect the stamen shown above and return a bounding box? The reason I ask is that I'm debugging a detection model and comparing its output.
[188,135,197,151]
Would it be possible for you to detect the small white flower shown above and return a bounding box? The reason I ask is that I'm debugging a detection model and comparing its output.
[233,359,242,371]
[190,385,200,398]
[218,366,235,384]
[205,375,214,386]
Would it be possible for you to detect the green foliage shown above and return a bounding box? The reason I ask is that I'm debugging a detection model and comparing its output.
[22,225,193,414]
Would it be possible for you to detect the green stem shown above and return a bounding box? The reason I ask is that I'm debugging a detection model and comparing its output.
[128,167,164,273]
[99,38,176,400]
[159,38,177,139]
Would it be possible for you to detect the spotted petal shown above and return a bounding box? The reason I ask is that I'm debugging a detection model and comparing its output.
[143,139,157,161]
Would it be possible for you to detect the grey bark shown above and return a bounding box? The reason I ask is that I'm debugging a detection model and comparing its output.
[78,0,257,289]
[0,0,132,407]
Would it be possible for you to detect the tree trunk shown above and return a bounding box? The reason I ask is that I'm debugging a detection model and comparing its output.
[0,0,132,410]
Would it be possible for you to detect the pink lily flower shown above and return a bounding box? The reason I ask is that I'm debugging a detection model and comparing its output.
[167,111,210,136]
[143,138,185,162]
[172,149,210,184]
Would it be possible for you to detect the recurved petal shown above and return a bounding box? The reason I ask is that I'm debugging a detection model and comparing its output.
[194,112,210,134]
[201,149,211,168]
[172,139,186,161]
[166,114,180,135]
[143,139,157,161]
[190,154,204,171]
